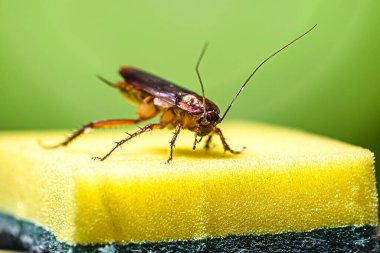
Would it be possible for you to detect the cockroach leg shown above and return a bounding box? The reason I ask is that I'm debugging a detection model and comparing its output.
[214,127,245,154]
[203,135,213,150]
[40,119,142,149]
[192,131,199,150]
[192,133,203,150]
[93,123,163,161]
[166,123,182,164]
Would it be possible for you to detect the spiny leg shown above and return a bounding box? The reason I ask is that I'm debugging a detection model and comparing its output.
[214,127,245,154]
[192,133,198,150]
[166,123,182,164]
[40,119,142,149]
[204,135,213,150]
[192,130,203,150]
[93,123,162,161]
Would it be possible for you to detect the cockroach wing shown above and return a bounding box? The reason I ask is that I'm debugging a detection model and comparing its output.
[119,67,220,114]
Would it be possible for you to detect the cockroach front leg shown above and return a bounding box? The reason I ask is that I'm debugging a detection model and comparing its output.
[93,123,163,161]
[166,124,182,164]
[40,119,142,149]
[214,127,245,154]
[203,135,213,150]
[192,129,203,150]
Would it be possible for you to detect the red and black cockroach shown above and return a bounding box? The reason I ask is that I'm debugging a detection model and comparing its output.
[44,25,316,163]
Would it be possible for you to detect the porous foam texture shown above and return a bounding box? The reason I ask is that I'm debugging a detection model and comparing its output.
[0,122,378,251]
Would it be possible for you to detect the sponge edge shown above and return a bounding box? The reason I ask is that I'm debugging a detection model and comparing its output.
[0,213,378,253]
[0,122,378,246]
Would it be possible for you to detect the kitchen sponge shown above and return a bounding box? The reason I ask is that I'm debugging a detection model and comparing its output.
[0,122,378,252]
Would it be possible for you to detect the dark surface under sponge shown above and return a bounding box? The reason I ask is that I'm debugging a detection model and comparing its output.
[0,212,379,253]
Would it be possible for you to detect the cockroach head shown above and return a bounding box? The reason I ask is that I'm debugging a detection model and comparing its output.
[196,110,220,136]
[197,110,220,125]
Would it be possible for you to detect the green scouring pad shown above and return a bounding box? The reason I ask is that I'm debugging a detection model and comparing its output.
[0,122,378,252]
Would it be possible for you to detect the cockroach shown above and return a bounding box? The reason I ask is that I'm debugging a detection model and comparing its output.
[44,25,317,163]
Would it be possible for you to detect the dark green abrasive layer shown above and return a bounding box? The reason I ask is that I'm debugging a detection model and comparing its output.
[0,212,378,253]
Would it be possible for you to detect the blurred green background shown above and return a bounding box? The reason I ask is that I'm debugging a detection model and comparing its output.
[0,1,379,186]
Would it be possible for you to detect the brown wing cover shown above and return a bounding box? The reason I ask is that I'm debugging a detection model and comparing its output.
[119,67,220,114]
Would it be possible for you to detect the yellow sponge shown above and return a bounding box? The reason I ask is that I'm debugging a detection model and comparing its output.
[0,122,377,248]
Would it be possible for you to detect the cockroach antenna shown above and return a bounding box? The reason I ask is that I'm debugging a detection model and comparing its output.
[218,24,318,123]
[195,42,209,120]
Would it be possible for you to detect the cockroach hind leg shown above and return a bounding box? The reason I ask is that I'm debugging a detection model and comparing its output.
[40,119,142,151]
[37,139,65,149]
[37,135,75,149]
